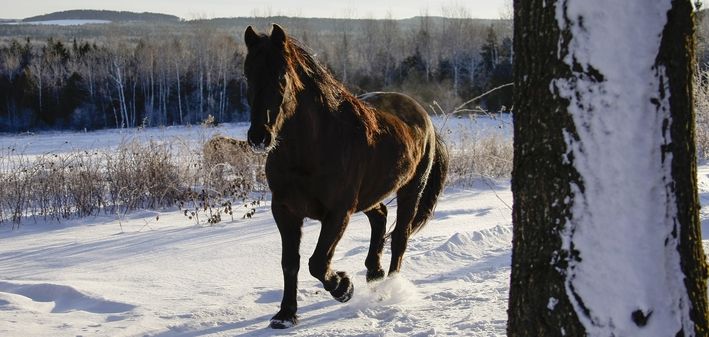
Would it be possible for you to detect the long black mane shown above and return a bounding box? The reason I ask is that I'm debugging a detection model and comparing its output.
[283,37,380,143]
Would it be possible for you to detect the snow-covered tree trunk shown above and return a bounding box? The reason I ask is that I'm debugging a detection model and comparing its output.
[508,0,708,336]
[199,67,204,120]
[111,57,128,128]
[175,60,183,125]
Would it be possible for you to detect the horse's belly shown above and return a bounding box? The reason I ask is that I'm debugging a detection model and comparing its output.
[355,155,417,212]
[273,191,326,220]
[267,172,327,219]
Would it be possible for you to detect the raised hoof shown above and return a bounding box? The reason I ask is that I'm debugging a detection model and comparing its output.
[330,272,354,303]
[366,269,385,283]
[269,317,297,329]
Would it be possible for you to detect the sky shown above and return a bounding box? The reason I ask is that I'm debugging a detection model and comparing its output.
[1,0,511,20]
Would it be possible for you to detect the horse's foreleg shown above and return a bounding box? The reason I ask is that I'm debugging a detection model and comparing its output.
[309,211,354,303]
[270,203,303,329]
[364,203,387,282]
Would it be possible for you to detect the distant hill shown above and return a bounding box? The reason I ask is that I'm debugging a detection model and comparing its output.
[22,10,180,23]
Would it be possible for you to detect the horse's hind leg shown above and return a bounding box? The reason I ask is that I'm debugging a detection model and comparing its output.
[388,188,418,275]
[309,210,355,303]
[389,141,436,275]
[364,203,387,282]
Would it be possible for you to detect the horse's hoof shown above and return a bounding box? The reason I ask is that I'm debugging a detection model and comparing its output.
[366,269,385,283]
[331,272,354,303]
[269,316,297,329]
[270,311,297,329]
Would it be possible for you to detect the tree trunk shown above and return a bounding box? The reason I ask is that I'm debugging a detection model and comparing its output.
[508,1,708,336]
[221,63,227,121]
[38,72,43,115]
[112,58,128,129]
[199,68,204,120]
[175,61,183,125]
[151,67,155,116]
[131,81,136,128]
[452,62,460,97]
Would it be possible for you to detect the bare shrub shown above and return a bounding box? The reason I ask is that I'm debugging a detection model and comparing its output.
[203,135,265,186]
[442,114,513,185]
[0,149,108,226]
[1,112,517,226]
[104,140,182,213]
[0,135,267,227]
[195,135,267,224]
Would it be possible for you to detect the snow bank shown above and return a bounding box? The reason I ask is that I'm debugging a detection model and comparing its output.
[0,281,134,314]
[432,225,512,260]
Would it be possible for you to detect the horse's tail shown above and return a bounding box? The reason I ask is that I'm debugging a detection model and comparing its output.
[410,132,449,235]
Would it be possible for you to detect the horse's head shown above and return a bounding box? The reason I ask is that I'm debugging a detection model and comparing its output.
[244,24,293,152]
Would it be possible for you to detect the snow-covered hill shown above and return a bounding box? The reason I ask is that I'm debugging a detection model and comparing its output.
[14,20,112,26]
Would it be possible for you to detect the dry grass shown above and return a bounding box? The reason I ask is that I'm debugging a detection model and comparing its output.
[0,114,518,227]
[441,114,514,186]
[203,135,266,188]
[447,132,513,184]
[0,135,267,227]
[197,135,267,224]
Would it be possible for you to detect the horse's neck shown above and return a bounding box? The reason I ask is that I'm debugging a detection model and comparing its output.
[277,89,329,157]
[287,85,333,138]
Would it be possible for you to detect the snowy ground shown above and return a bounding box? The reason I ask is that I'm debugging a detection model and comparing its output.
[0,184,512,337]
[1,114,705,336]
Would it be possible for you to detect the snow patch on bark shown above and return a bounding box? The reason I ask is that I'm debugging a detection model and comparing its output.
[552,0,693,336]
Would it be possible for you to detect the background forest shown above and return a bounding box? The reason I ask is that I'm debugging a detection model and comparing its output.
[0,10,512,131]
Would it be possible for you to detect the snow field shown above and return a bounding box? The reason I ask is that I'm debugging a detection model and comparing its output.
[0,187,512,337]
[2,114,705,336]
[0,116,512,336]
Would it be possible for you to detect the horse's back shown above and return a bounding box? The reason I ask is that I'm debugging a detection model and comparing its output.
[358,92,433,133]
[350,92,438,211]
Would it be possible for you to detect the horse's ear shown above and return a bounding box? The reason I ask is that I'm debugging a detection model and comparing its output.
[245,26,258,48]
[270,24,286,48]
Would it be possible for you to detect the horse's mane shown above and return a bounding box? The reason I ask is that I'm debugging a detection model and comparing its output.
[283,37,380,143]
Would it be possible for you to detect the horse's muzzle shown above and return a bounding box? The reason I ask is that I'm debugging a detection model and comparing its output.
[247,127,273,153]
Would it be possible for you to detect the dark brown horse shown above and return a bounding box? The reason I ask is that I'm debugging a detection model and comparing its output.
[244,24,448,329]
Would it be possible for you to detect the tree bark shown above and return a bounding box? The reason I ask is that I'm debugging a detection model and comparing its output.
[508,0,584,334]
[661,3,709,334]
[508,0,708,336]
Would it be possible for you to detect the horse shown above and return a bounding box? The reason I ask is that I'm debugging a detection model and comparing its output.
[243,24,449,329]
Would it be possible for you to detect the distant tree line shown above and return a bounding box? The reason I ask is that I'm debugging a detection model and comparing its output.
[0,33,246,130]
[0,14,513,131]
